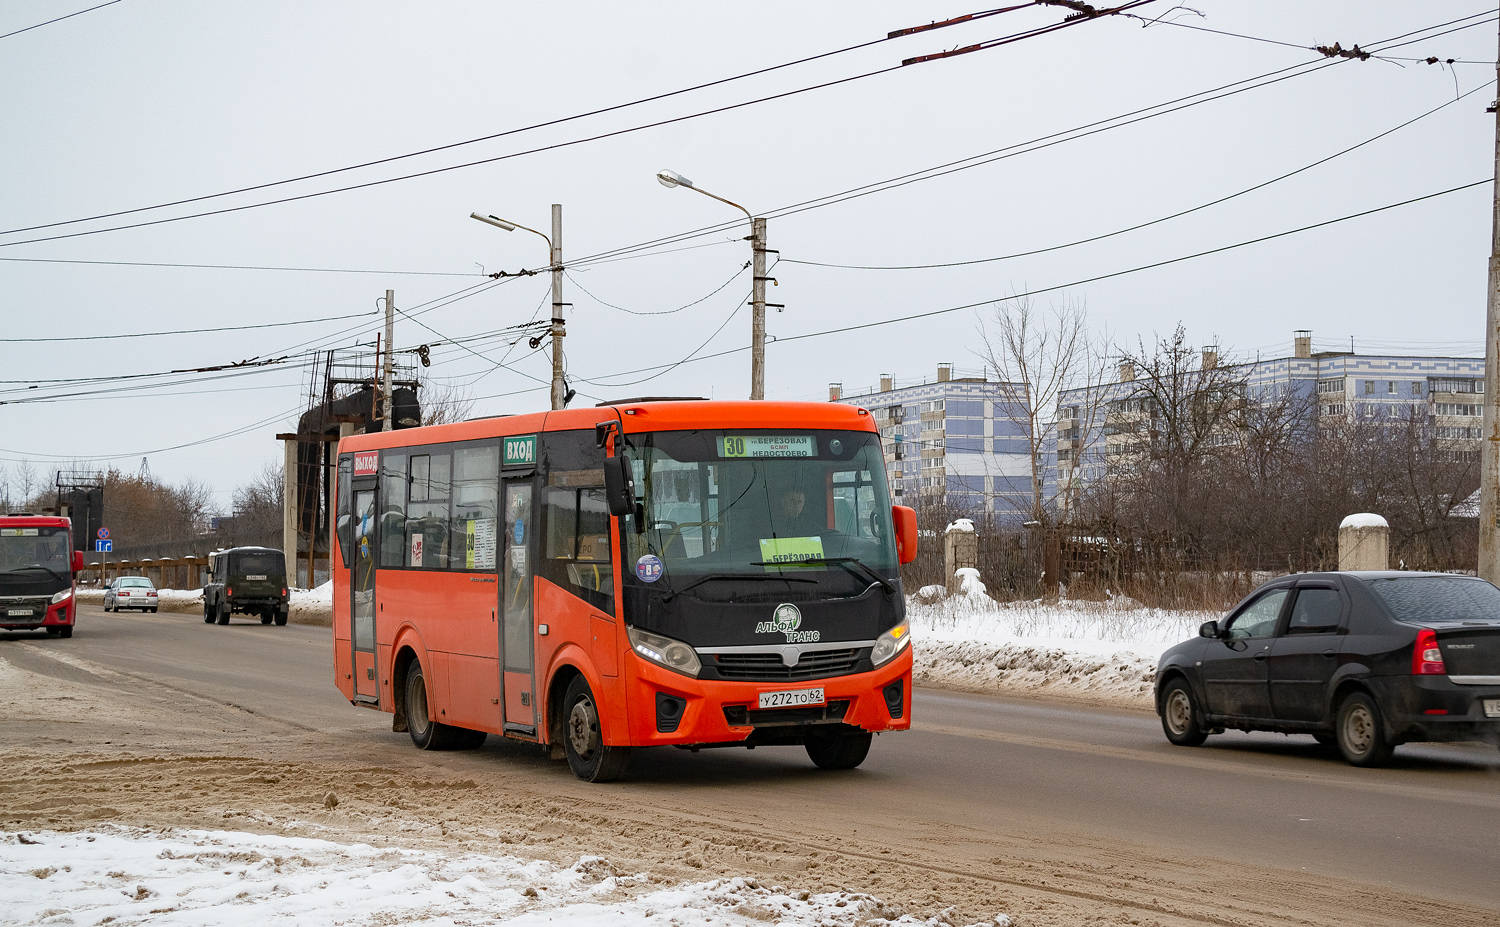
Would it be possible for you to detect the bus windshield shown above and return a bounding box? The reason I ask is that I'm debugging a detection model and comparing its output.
[0,527,71,577]
[622,429,896,600]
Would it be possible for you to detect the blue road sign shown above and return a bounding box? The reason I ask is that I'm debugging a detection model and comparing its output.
[95,540,112,552]
[97,527,110,539]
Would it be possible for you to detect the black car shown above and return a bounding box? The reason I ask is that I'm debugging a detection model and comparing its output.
[203,547,289,626]
[1155,571,1500,766]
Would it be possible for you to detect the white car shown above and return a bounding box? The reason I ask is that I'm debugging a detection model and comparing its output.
[104,576,159,612]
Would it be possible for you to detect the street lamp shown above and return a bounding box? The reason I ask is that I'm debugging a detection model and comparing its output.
[469,208,568,410]
[656,169,770,400]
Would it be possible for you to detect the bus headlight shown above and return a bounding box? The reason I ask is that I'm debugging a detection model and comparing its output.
[627,626,701,678]
[870,620,910,667]
[50,588,73,606]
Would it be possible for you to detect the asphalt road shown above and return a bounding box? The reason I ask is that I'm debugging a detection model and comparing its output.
[7,603,1500,915]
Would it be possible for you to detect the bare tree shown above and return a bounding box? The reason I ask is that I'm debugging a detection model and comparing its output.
[420,382,477,426]
[231,461,286,540]
[978,294,1113,526]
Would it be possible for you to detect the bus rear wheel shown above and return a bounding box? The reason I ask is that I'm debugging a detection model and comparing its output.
[562,675,630,782]
[805,726,872,770]
[403,660,483,750]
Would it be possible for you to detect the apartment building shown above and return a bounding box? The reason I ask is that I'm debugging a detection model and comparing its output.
[831,364,1046,523]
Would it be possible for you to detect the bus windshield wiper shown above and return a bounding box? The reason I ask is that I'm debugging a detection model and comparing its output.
[2,564,69,580]
[671,572,818,601]
[752,558,895,595]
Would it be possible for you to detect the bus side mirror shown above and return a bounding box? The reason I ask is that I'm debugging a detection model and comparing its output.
[604,454,636,517]
[72,551,84,574]
[892,505,918,565]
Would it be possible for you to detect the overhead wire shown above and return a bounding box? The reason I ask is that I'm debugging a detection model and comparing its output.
[565,261,750,316]
[0,6,1034,237]
[562,13,1500,271]
[781,76,1494,271]
[0,255,484,276]
[0,4,1145,248]
[0,0,123,41]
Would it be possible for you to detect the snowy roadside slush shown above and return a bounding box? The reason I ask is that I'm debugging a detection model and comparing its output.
[4,829,1009,927]
[75,584,334,626]
[908,569,1215,709]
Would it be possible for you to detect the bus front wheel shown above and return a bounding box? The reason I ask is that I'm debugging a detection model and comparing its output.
[805,727,872,770]
[561,676,630,783]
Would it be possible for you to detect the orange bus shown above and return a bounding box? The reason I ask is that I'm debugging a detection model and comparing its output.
[332,400,917,781]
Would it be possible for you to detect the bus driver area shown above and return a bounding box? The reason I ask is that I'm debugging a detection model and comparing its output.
[332,400,917,781]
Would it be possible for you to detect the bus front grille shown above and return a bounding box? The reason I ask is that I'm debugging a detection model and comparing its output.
[723,699,850,727]
[710,648,864,682]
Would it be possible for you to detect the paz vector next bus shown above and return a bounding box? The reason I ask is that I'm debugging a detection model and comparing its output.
[332,400,918,781]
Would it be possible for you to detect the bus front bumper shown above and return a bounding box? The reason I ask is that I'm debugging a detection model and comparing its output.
[622,647,913,747]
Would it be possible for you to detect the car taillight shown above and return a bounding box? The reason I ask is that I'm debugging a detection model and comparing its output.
[1412,628,1446,675]
[281,587,288,596]
[227,587,233,596]
[119,591,130,597]
[147,591,157,597]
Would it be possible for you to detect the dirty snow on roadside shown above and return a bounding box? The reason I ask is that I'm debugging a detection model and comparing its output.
[2,829,1009,927]
[907,566,1218,703]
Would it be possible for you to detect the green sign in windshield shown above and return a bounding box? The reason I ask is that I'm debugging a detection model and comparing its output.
[717,435,818,458]
[758,536,825,564]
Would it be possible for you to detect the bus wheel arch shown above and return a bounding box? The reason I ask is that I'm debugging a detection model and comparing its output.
[391,645,420,733]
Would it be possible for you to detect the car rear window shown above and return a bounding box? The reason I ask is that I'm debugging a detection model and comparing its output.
[120,577,153,587]
[1365,576,1500,625]
[235,553,283,575]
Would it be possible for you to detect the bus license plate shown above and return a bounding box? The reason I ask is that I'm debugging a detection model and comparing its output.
[758,687,825,709]
[1484,699,1500,719]
[7,608,33,617]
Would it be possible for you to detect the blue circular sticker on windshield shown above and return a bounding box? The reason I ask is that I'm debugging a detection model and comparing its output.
[513,520,525,544]
[635,554,663,583]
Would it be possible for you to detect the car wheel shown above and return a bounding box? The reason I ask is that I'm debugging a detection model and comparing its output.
[403,660,463,750]
[562,675,630,782]
[203,602,215,624]
[149,607,158,613]
[274,611,288,627]
[216,600,230,625]
[804,727,873,769]
[260,611,273,625]
[44,626,60,635]
[1336,691,1395,767]
[58,626,72,639]
[1160,678,1209,747]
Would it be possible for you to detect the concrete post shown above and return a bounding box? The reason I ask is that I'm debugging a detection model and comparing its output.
[1339,513,1390,571]
[282,438,298,585]
[944,519,978,594]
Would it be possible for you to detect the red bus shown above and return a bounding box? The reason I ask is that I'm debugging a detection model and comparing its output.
[0,514,84,637]
[332,400,917,781]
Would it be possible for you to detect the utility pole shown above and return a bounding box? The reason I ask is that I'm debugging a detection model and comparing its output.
[1480,21,1500,583]
[750,217,768,401]
[550,204,565,411]
[382,289,395,431]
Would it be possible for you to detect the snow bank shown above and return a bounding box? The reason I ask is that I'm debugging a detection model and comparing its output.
[77,582,334,627]
[2,828,1010,927]
[908,587,1213,706]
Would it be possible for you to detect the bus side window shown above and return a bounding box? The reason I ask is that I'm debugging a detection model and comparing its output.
[542,482,614,613]
[406,453,451,568]
[453,445,499,570]
[337,456,353,569]
[378,453,406,568]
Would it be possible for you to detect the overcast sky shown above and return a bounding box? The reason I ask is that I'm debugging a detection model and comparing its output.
[3,1,1497,508]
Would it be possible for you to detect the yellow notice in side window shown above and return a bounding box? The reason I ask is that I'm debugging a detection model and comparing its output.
[758,536,824,565]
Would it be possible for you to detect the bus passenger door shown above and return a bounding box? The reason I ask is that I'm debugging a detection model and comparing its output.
[499,480,536,733]
[351,489,379,703]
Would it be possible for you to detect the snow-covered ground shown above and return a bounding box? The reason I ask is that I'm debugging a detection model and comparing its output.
[2,829,1008,927]
[907,568,1218,705]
